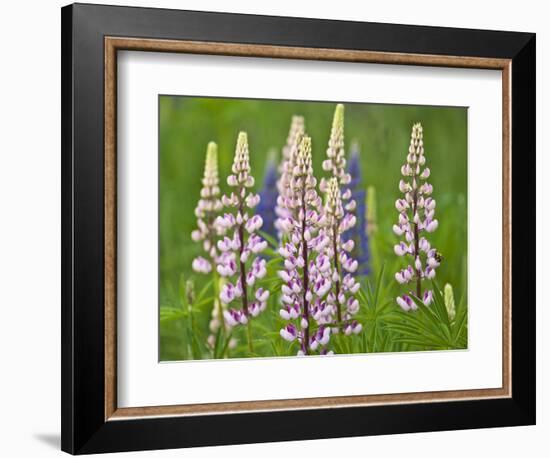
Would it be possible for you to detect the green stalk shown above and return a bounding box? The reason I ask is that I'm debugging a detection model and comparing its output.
[246,320,254,354]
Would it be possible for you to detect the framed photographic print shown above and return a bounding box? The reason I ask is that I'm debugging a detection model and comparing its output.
[61,3,536,454]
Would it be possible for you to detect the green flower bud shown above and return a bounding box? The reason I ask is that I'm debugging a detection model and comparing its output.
[444,283,456,321]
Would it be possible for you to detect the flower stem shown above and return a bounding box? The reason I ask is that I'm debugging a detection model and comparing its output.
[412,187,422,299]
[211,270,226,358]
[332,221,342,324]
[236,186,253,354]
[300,189,310,355]
[246,320,254,354]
[237,222,253,353]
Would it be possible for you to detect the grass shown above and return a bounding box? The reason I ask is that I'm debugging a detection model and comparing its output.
[159,95,468,361]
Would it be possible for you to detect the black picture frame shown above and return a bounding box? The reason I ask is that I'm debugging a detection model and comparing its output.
[61,3,535,454]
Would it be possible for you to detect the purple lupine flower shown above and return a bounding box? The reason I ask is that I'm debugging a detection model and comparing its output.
[215,132,269,352]
[393,123,440,310]
[256,152,279,240]
[343,143,370,275]
[320,105,361,334]
[190,142,231,349]
[191,142,223,273]
[277,136,334,355]
[324,177,361,329]
[275,116,305,238]
[396,294,417,312]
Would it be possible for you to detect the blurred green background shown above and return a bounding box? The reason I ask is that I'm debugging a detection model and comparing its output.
[159,95,467,361]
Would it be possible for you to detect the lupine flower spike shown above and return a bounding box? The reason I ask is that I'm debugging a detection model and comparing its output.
[277,136,334,355]
[190,142,228,352]
[321,104,361,333]
[216,132,269,352]
[394,123,440,311]
[343,142,370,275]
[275,116,305,238]
[324,178,362,335]
[191,142,223,274]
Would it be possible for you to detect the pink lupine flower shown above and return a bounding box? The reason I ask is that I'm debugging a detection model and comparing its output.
[396,294,417,312]
[224,308,248,327]
[216,132,269,352]
[277,136,335,355]
[191,143,233,351]
[393,123,440,310]
[216,252,237,277]
[343,320,363,336]
[423,290,434,306]
[191,142,223,273]
[280,323,298,342]
[192,257,211,274]
[309,326,331,350]
[275,116,306,238]
[320,105,362,337]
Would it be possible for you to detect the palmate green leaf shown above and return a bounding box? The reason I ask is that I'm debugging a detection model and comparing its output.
[392,337,448,348]
[375,299,395,317]
[388,328,451,349]
[355,262,405,353]
[373,262,386,310]
[160,296,215,323]
[384,319,448,347]
[331,335,347,354]
[408,290,453,342]
[357,287,370,310]
[192,296,216,311]
[451,294,468,347]
[270,340,282,357]
[385,300,455,350]
[367,320,378,353]
[430,281,452,330]
[377,328,396,352]
[160,307,187,322]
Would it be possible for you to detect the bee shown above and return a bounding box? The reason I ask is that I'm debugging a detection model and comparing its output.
[434,251,444,264]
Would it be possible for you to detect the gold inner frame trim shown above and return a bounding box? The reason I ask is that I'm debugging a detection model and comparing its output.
[104,36,512,421]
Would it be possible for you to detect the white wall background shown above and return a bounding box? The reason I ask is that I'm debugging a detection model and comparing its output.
[0,0,544,456]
